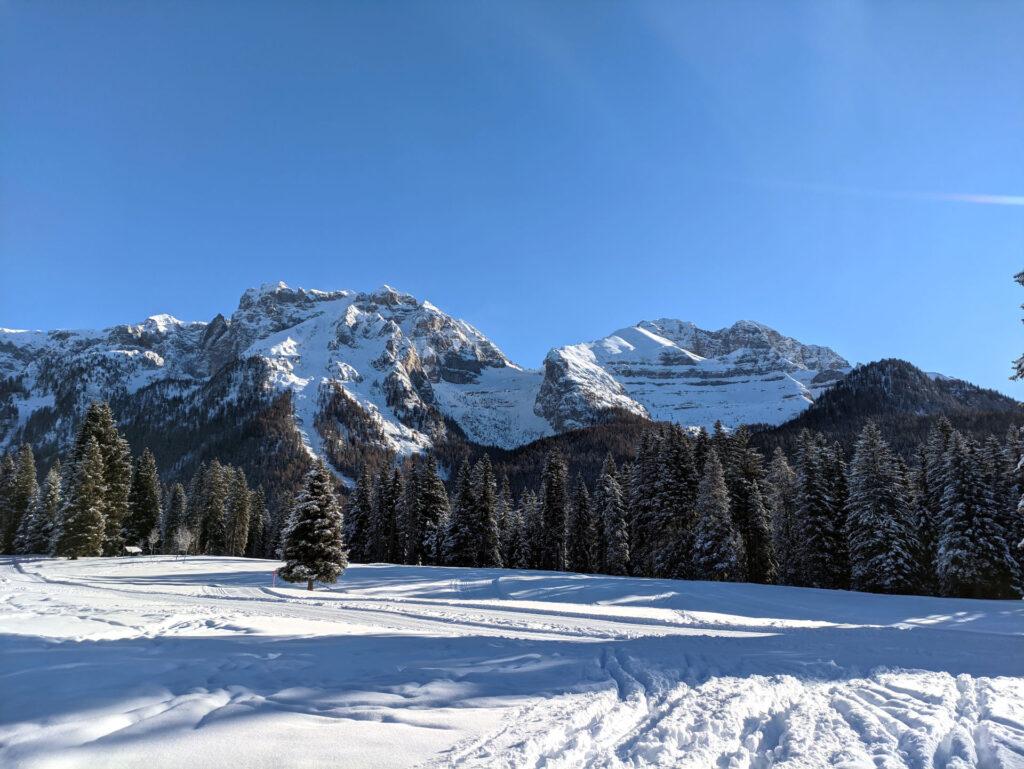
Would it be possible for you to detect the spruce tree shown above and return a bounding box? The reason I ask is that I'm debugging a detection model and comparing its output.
[56,436,107,559]
[846,422,918,594]
[125,448,162,550]
[21,462,62,555]
[792,431,843,588]
[538,449,568,571]
[279,461,347,590]
[652,430,698,579]
[473,457,503,568]
[198,460,229,555]
[415,456,449,565]
[730,444,776,584]
[444,460,478,567]
[0,455,16,555]
[344,466,375,563]
[517,489,539,569]
[496,474,516,567]
[566,474,594,573]
[765,448,797,585]
[6,444,38,554]
[937,433,1017,598]
[627,434,659,576]
[225,467,251,557]
[400,461,422,564]
[163,482,189,554]
[73,402,132,556]
[692,449,743,582]
[246,487,268,558]
[598,456,629,576]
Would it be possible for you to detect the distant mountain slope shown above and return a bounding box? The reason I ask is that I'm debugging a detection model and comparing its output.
[538,319,848,431]
[750,358,1023,458]
[0,283,851,482]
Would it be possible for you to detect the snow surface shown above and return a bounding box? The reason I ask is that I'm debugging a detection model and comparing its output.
[2,556,1023,768]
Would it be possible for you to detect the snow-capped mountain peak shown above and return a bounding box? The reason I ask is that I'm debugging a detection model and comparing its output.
[0,285,851,468]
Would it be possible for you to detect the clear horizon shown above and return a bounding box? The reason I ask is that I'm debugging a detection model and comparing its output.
[3,2,1023,396]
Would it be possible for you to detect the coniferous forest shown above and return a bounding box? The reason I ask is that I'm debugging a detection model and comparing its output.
[2,400,1021,600]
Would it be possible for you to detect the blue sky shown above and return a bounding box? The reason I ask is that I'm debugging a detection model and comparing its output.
[3,1,1023,395]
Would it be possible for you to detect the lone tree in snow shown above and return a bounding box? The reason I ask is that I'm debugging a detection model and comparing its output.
[279,461,347,591]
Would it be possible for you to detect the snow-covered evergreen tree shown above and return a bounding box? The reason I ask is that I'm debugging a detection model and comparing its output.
[6,444,38,554]
[279,461,347,590]
[473,456,502,568]
[652,430,697,579]
[627,434,659,577]
[792,432,845,589]
[55,436,107,559]
[936,432,1017,598]
[225,467,251,557]
[846,422,918,594]
[496,474,516,567]
[598,455,629,576]
[730,443,776,584]
[443,460,478,567]
[537,449,568,571]
[72,402,132,556]
[566,474,594,573]
[415,456,449,565]
[765,447,797,585]
[198,460,229,555]
[125,448,161,550]
[692,449,743,582]
[0,455,16,555]
[20,462,62,555]
[163,483,188,553]
[246,487,268,558]
[519,488,541,570]
[344,466,374,563]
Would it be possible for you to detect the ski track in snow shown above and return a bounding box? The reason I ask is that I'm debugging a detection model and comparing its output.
[1,557,1023,769]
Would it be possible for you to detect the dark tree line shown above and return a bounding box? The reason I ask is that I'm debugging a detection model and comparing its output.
[340,419,1023,600]
[0,401,276,560]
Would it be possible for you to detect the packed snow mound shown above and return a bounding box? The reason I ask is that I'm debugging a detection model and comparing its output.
[538,319,850,431]
[2,556,1022,769]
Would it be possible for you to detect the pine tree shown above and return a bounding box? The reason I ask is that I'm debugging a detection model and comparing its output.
[824,441,851,589]
[163,483,189,554]
[730,444,776,584]
[538,449,568,571]
[652,430,698,579]
[344,466,375,563]
[0,455,16,555]
[55,436,107,559]
[415,456,449,565]
[598,455,629,576]
[566,474,594,573]
[496,474,516,567]
[198,460,229,555]
[846,422,918,594]
[279,461,347,590]
[6,444,38,554]
[518,489,540,569]
[792,431,843,588]
[73,402,132,556]
[765,448,797,585]
[400,461,422,564]
[246,487,268,558]
[692,449,743,581]
[473,457,503,568]
[22,462,62,555]
[369,468,401,563]
[125,448,161,550]
[225,467,251,557]
[937,433,1017,598]
[443,460,478,567]
[627,434,659,576]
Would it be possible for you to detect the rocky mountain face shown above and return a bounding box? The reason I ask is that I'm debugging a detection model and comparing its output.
[537,319,849,431]
[1,282,852,478]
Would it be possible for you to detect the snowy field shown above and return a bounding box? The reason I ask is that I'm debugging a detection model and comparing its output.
[2,557,1023,769]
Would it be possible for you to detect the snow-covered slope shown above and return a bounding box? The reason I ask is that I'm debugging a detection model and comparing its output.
[3,556,1023,769]
[0,283,849,464]
[538,319,849,431]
